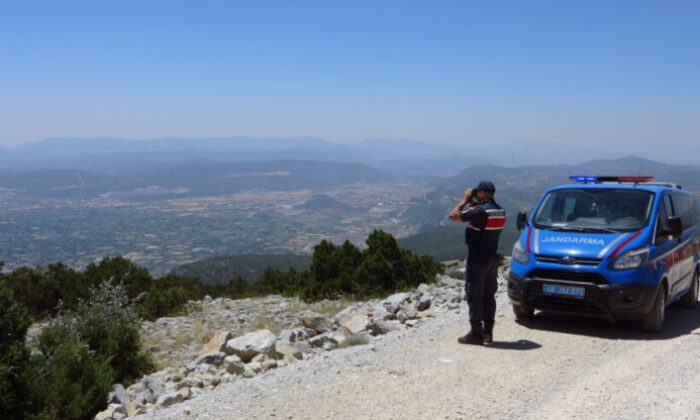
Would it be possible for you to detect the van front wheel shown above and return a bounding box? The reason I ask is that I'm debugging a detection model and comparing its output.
[679,270,699,309]
[642,286,666,333]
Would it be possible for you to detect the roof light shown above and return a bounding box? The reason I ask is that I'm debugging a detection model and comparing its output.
[569,176,654,184]
[569,176,598,183]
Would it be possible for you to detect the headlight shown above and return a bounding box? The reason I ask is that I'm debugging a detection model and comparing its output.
[611,247,649,270]
[512,241,529,264]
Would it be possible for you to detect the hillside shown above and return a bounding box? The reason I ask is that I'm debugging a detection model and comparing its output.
[170,253,310,284]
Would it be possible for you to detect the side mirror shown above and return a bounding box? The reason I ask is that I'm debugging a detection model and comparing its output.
[517,211,528,231]
[667,216,683,238]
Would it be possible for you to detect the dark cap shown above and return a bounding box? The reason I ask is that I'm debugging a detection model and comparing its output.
[475,180,496,193]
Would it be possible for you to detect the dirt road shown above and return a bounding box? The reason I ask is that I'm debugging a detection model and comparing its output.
[144,291,700,420]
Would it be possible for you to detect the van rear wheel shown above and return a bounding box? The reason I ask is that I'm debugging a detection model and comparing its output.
[679,270,699,309]
[642,286,666,333]
[513,304,534,319]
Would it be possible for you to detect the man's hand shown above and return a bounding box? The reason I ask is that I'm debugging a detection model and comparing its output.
[449,188,475,221]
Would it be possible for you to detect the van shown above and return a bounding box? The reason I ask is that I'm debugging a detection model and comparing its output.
[508,176,699,332]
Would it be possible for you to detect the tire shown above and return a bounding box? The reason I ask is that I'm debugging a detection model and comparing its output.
[679,269,699,309]
[513,304,535,319]
[642,285,666,333]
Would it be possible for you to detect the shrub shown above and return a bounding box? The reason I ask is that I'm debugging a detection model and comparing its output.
[0,276,31,419]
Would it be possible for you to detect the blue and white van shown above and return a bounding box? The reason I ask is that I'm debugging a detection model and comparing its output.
[508,176,699,332]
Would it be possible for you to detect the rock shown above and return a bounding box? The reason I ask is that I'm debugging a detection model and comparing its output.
[108,384,129,405]
[342,314,369,335]
[276,329,297,343]
[224,355,245,375]
[248,362,263,373]
[402,306,418,320]
[203,295,213,304]
[368,320,399,336]
[274,340,306,360]
[95,403,127,420]
[242,365,256,378]
[416,293,432,311]
[225,329,276,362]
[195,351,225,366]
[155,388,190,408]
[381,293,411,314]
[251,353,268,364]
[262,359,278,371]
[197,330,232,358]
[437,275,458,288]
[372,305,392,321]
[300,316,331,333]
[417,283,432,294]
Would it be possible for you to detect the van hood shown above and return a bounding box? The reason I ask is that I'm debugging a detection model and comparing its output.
[529,228,640,260]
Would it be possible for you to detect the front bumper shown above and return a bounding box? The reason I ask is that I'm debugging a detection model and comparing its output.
[508,271,657,320]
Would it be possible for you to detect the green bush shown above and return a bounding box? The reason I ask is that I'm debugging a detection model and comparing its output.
[0,276,31,419]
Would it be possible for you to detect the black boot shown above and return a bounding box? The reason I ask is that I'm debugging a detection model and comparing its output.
[458,330,484,345]
[483,325,493,345]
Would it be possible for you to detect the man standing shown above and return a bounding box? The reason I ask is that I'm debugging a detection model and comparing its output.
[449,181,505,345]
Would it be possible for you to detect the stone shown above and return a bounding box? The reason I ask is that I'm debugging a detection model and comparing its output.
[416,293,432,311]
[300,316,331,333]
[381,293,411,314]
[262,359,278,371]
[437,275,458,288]
[156,391,184,408]
[276,329,297,343]
[108,384,129,405]
[368,320,399,336]
[372,305,392,321]
[95,403,127,420]
[195,351,225,366]
[225,329,277,362]
[197,330,231,358]
[342,314,369,335]
[224,355,245,375]
[274,340,305,360]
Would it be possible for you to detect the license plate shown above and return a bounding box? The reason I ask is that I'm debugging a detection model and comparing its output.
[542,283,585,298]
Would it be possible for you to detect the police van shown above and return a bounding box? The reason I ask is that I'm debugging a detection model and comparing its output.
[508,176,699,332]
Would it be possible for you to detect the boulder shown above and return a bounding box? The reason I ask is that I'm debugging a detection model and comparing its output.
[197,330,232,357]
[156,389,187,408]
[437,275,458,288]
[368,320,399,336]
[225,329,276,362]
[274,340,306,360]
[342,314,369,335]
[224,355,245,375]
[95,403,127,420]
[108,384,129,405]
[381,293,411,314]
[300,316,331,334]
[195,351,225,366]
[416,293,432,311]
[372,305,392,321]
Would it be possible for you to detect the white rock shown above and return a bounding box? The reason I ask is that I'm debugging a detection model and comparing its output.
[382,293,411,314]
[342,314,370,335]
[225,329,277,362]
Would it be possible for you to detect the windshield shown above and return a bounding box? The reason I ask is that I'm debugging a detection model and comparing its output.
[533,188,654,232]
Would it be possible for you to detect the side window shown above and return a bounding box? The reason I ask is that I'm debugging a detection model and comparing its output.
[655,193,673,241]
[672,193,695,228]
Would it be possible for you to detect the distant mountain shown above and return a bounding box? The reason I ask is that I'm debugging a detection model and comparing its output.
[1,137,635,176]
[170,253,310,284]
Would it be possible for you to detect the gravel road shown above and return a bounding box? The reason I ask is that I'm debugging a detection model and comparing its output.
[142,290,700,420]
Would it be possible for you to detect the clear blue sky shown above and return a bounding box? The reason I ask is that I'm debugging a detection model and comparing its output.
[1,1,699,155]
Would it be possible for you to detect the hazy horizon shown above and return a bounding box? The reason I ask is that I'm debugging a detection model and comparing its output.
[1,1,699,159]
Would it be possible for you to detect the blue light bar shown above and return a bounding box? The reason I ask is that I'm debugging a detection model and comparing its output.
[570,176,598,183]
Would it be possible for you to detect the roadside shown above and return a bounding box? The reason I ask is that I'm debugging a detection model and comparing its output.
[138,284,700,420]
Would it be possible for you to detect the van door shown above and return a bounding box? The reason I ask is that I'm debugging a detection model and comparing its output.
[653,193,680,293]
[671,192,696,296]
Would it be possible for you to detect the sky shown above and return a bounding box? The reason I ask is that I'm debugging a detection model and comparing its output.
[1,0,699,157]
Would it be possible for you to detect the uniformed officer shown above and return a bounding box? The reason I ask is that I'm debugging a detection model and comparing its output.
[448,181,506,345]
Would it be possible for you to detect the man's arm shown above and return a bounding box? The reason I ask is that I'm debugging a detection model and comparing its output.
[449,188,475,222]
